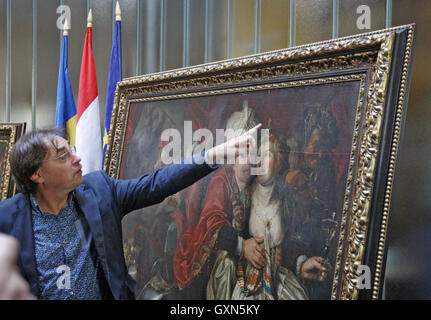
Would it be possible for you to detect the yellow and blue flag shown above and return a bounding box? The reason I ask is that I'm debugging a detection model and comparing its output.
[55,34,77,147]
[103,18,122,165]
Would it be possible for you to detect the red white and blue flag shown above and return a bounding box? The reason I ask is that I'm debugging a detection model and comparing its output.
[76,10,102,175]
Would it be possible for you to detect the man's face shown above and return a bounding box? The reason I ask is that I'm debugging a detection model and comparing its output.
[232,162,252,186]
[36,136,83,193]
[303,128,324,170]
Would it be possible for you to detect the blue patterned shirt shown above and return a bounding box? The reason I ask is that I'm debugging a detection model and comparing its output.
[30,194,102,300]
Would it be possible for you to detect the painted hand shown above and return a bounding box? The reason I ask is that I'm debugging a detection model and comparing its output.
[243,237,266,269]
[300,256,327,282]
[285,169,308,187]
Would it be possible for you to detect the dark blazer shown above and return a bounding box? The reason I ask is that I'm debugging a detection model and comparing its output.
[0,155,218,299]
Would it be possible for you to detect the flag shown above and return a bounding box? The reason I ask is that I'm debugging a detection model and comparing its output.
[55,33,77,147]
[103,16,122,165]
[76,10,102,175]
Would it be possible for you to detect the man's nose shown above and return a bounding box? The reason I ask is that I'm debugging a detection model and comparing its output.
[72,152,81,164]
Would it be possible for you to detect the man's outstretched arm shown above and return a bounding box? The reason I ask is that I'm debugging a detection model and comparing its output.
[112,124,262,216]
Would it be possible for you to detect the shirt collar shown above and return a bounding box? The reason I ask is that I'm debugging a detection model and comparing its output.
[30,192,75,217]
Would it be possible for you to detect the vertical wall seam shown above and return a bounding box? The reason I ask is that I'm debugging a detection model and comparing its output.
[204,0,210,63]
[289,0,296,48]
[136,0,142,75]
[386,0,392,28]
[32,0,37,130]
[112,0,115,41]
[332,0,339,39]
[159,0,166,71]
[254,0,261,54]
[183,0,190,67]
[6,0,11,121]
[226,0,231,59]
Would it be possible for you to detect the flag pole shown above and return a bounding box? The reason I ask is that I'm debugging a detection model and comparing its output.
[55,16,77,147]
[76,6,102,174]
[87,8,93,28]
[103,1,123,167]
[63,17,70,36]
[116,1,121,21]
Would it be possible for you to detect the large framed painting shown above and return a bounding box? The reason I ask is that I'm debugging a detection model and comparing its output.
[0,123,26,201]
[104,25,415,300]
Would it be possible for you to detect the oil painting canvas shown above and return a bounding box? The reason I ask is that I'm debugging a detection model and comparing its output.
[104,25,415,300]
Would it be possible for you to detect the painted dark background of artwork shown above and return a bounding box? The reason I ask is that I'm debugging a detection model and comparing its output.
[118,79,362,298]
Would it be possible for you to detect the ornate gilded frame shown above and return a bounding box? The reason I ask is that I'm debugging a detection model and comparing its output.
[104,25,415,300]
[0,123,26,201]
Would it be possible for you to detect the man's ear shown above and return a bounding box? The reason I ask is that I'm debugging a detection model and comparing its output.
[30,170,43,184]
